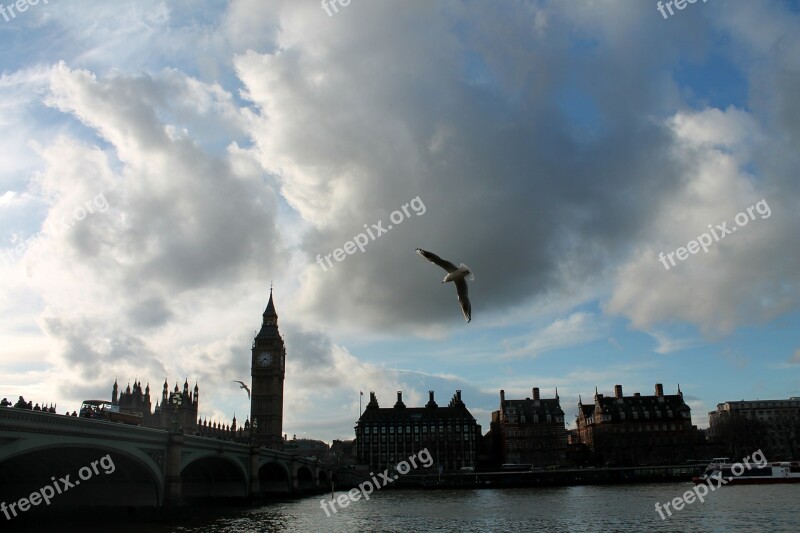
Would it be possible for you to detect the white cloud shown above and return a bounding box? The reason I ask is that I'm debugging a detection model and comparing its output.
[607,106,798,336]
[502,312,607,359]
[1,0,799,443]
[647,330,699,355]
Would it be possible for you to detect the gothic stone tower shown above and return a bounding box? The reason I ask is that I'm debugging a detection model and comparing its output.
[250,289,286,449]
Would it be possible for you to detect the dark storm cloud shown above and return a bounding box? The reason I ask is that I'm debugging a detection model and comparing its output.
[127,297,173,329]
[41,315,166,387]
[284,326,334,368]
[236,1,697,331]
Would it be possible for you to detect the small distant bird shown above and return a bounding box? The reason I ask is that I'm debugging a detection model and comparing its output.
[416,248,473,322]
[233,380,250,399]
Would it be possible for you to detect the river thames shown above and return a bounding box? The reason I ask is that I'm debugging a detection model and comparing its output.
[53,483,800,532]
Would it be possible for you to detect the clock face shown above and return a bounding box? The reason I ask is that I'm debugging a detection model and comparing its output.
[258,352,272,366]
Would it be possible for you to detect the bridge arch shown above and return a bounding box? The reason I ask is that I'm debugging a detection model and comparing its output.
[318,469,329,488]
[0,442,162,508]
[258,461,291,494]
[296,464,315,492]
[180,455,248,499]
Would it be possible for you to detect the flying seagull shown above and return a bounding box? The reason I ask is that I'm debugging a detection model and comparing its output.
[233,380,250,400]
[416,248,473,322]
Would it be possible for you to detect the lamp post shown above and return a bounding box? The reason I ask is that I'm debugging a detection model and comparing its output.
[251,418,258,446]
[171,393,183,433]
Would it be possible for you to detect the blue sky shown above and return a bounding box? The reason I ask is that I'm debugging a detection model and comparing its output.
[1,0,799,442]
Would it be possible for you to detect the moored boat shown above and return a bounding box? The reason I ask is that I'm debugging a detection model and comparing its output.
[693,457,800,485]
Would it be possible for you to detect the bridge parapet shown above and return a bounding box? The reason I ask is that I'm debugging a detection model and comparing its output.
[1,408,349,508]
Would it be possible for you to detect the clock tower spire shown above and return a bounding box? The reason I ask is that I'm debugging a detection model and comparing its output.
[250,286,285,449]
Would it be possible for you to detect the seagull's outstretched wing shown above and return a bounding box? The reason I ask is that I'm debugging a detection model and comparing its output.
[416,248,459,272]
[233,380,251,399]
[455,278,471,322]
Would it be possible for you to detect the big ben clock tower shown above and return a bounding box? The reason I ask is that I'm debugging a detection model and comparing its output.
[250,288,285,449]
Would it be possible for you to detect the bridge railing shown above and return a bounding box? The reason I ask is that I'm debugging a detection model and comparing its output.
[0,407,169,441]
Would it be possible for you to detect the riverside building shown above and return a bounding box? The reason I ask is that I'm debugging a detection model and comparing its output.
[355,390,481,472]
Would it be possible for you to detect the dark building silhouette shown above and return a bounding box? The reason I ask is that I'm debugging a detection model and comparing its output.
[195,414,249,441]
[114,380,152,423]
[250,289,286,450]
[285,436,330,460]
[490,387,567,467]
[112,378,199,432]
[355,390,481,471]
[708,398,800,460]
[106,291,285,443]
[330,439,356,465]
[576,383,700,466]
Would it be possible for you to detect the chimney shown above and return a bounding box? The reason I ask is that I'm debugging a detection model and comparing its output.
[394,390,406,408]
[426,390,438,408]
[456,390,462,402]
[614,385,623,399]
[500,389,505,403]
[634,392,641,397]
[655,383,664,397]
[533,387,540,401]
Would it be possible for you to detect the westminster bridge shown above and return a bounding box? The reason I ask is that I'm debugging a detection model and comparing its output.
[0,408,357,510]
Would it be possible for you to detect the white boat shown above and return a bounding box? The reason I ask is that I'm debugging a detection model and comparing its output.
[693,457,800,485]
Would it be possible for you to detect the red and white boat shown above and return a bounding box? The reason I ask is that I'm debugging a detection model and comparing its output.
[693,457,800,485]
